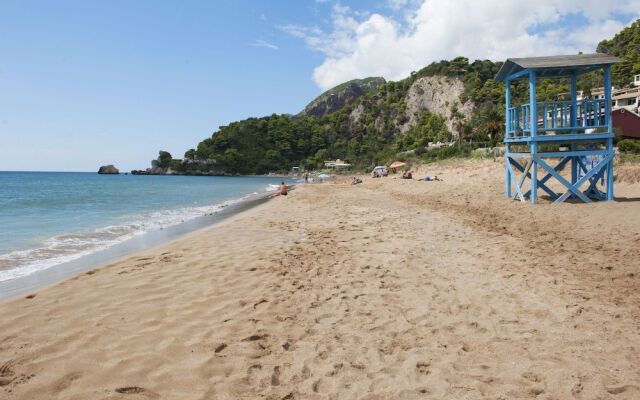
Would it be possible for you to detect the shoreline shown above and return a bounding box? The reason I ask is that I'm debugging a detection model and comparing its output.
[0,191,275,302]
[0,159,638,399]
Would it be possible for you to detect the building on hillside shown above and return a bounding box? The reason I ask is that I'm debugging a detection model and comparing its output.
[586,87,606,100]
[613,87,640,112]
[613,108,640,139]
[634,74,640,86]
[323,159,352,170]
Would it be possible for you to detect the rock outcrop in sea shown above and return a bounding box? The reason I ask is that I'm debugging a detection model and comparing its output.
[98,165,119,174]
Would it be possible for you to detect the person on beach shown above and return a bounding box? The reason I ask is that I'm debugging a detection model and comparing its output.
[278,182,288,196]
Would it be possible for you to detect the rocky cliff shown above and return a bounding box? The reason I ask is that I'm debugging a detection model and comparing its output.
[401,76,474,134]
[301,77,386,118]
[348,75,475,138]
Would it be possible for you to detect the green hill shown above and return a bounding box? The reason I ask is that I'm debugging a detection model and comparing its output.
[150,19,640,175]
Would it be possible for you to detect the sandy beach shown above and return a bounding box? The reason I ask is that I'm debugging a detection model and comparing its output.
[1,159,639,399]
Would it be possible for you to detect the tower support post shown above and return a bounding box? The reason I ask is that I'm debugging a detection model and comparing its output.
[505,79,512,198]
[604,65,614,201]
[570,73,578,186]
[529,70,538,204]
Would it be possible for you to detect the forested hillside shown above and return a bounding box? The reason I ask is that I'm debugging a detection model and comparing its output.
[149,19,639,175]
[173,58,503,174]
[597,19,640,87]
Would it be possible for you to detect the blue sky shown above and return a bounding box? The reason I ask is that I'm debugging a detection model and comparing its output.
[1,1,637,171]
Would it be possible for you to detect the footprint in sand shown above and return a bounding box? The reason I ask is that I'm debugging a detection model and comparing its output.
[52,371,82,394]
[0,363,15,386]
[606,385,639,395]
[326,363,343,377]
[242,334,268,342]
[214,343,227,353]
[271,366,281,386]
[522,371,543,383]
[349,361,366,370]
[300,365,311,380]
[115,386,147,394]
[416,361,431,375]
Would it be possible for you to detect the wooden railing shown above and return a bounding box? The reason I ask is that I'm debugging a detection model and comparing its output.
[507,100,608,137]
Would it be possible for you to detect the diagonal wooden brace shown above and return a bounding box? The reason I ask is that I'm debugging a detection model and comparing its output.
[506,157,526,202]
[584,166,607,198]
[538,154,613,203]
[536,157,590,203]
[510,158,532,200]
[557,153,613,203]
[522,157,570,200]
[510,157,559,200]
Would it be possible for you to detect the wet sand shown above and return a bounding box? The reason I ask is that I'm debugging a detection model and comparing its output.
[1,159,639,399]
[0,194,272,302]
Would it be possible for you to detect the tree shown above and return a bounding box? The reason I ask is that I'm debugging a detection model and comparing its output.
[184,149,196,160]
[478,107,504,143]
[157,150,173,168]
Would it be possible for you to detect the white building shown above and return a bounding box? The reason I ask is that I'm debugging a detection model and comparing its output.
[324,159,352,169]
[613,87,640,113]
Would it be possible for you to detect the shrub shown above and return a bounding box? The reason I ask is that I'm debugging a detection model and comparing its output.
[436,145,463,160]
[618,139,640,154]
[414,146,427,156]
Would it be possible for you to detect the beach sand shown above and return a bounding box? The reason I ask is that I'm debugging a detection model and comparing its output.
[1,159,639,399]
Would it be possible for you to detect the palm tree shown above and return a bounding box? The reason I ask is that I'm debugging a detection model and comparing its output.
[480,107,504,142]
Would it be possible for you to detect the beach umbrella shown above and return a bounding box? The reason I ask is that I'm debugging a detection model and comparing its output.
[317,173,330,179]
[389,161,406,170]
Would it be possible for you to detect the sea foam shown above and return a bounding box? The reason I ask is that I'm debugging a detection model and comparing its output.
[0,195,251,282]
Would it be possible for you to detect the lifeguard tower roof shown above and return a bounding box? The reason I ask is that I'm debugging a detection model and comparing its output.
[495,53,622,81]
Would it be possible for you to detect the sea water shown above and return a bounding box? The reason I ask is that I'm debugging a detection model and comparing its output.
[0,172,291,282]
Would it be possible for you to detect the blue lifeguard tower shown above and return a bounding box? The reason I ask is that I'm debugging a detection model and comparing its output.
[495,53,622,203]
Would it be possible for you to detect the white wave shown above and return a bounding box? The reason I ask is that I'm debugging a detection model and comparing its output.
[0,195,253,283]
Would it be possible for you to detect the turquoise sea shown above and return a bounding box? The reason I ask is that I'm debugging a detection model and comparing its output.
[0,172,292,282]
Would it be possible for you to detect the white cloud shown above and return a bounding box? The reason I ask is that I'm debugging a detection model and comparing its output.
[284,0,639,90]
[387,0,409,10]
[251,39,279,50]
